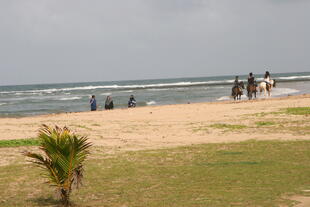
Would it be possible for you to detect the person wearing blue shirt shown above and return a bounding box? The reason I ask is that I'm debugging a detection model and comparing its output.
[90,95,97,111]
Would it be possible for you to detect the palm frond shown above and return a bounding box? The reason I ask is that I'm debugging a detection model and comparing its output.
[24,125,91,205]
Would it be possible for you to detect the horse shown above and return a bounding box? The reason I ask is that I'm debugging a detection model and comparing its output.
[259,79,276,97]
[232,81,245,100]
[247,83,257,100]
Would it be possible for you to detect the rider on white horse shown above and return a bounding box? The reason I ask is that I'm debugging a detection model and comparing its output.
[264,71,271,89]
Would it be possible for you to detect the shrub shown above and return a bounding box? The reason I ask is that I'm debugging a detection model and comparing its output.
[24,125,91,206]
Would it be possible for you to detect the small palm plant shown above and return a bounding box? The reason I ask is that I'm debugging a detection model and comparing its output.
[24,125,91,206]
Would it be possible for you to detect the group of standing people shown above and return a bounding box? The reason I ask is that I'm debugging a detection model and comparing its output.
[89,95,136,111]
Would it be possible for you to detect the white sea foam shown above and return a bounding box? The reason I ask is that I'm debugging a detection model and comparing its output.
[14,92,24,95]
[59,97,82,101]
[0,103,7,106]
[147,88,169,91]
[0,80,235,94]
[0,74,308,95]
[278,75,310,80]
[120,90,134,93]
[217,96,230,101]
[271,88,299,96]
[101,92,112,96]
[146,101,156,105]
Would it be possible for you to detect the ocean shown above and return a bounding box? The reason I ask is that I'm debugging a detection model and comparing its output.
[0,72,309,117]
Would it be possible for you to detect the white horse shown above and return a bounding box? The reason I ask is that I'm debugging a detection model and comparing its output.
[259,79,276,97]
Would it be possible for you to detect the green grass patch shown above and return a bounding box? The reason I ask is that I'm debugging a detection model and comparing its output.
[192,126,209,133]
[0,138,39,148]
[255,121,276,126]
[1,140,310,206]
[210,123,247,130]
[249,111,282,117]
[285,107,310,115]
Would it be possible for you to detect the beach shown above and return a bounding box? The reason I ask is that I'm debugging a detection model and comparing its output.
[1,94,309,151]
[1,94,310,207]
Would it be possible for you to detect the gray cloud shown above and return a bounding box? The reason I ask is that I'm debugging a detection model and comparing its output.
[0,0,309,85]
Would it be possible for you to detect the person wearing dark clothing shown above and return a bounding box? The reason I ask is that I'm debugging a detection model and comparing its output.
[248,73,255,86]
[105,96,114,110]
[233,76,239,87]
[232,76,242,96]
[128,95,136,108]
[90,95,97,111]
[247,72,257,98]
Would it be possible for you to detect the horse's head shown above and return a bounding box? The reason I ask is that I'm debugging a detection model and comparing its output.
[272,79,276,87]
[239,81,245,89]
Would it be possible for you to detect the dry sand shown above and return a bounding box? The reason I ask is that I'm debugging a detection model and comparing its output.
[1,94,309,151]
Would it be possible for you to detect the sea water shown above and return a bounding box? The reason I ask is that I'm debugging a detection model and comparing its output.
[0,72,309,117]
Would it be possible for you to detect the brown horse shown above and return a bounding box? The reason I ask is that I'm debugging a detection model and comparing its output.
[232,81,245,100]
[247,84,257,100]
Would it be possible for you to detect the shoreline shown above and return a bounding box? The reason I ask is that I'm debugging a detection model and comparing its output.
[0,94,309,152]
[1,93,309,119]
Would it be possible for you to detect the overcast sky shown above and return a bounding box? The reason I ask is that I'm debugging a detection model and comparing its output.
[0,0,309,85]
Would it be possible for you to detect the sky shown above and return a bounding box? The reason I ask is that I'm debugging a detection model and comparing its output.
[0,0,309,85]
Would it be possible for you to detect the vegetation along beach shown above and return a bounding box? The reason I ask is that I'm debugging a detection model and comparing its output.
[0,93,310,206]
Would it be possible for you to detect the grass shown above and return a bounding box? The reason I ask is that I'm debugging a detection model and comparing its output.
[192,126,209,133]
[255,121,276,126]
[0,138,39,148]
[209,123,247,130]
[249,107,310,117]
[285,107,310,115]
[1,140,310,206]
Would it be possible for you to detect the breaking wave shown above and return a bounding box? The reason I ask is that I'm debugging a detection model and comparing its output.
[0,73,309,95]
[146,101,157,105]
[59,97,82,101]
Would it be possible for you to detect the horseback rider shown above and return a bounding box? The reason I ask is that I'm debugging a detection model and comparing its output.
[248,72,255,86]
[247,72,257,98]
[234,76,239,87]
[232,76,242,96]
[264,71,271,89]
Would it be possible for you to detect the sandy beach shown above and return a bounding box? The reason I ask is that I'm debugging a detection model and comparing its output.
[1,94,309,151]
